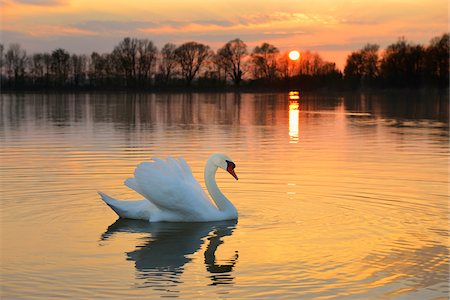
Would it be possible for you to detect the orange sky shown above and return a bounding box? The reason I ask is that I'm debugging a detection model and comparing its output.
[1,0,448,69]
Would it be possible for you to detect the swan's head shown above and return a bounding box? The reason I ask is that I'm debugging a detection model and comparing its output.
[211,153,238,180]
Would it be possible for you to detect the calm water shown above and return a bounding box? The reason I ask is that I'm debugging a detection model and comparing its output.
[1,92,448,299]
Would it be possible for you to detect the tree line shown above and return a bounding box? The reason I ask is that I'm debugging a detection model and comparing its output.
[0,34,448,91]
[344,34,448,89]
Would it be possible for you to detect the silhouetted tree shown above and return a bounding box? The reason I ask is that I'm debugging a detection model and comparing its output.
[0,44,4,80]
[380,38,425,87]
[344,44,379,87]
[217,38,248,85]
[424,33,449,88]
[136,39,157,86]
[90,52,106,86]
[29,53,44,85]
[70,54,87,87]
[174,41,210,86]
[5,43,27,87]
[297,51,338,76]
[42,53,52,86]
[0,43,5,78]
[159,43,178,84]
[277,52,292,79]
[111,37,158,87]
[51,48,70,86]
[112,37,138,86]
[211,52,227,82]
[196,49,225,86]
[251,43,279,81]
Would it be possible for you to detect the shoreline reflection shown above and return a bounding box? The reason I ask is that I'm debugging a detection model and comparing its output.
[100,219,238,294]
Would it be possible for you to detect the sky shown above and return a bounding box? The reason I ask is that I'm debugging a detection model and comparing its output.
[1,0,448,69]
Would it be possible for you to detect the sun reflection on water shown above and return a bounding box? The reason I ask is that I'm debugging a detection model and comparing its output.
[288,91,300,143]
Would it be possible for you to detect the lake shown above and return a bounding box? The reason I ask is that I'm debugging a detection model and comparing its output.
[1,92,448,299]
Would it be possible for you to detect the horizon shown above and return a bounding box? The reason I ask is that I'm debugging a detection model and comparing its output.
[1,0,448,70]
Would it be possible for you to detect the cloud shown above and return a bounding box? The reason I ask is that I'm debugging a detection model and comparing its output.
[236,12,339,26]
[10,0,66,5]
[191,19,234,27]
[74,20,156,33]
[137,13,325,36]
[67,19,236,37]
[24,25,97,37]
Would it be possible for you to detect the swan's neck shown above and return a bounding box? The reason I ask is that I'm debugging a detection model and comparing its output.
[204,160,237,216]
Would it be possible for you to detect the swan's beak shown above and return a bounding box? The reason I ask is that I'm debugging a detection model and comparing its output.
[228,168,238,180]
[226,161,238,180]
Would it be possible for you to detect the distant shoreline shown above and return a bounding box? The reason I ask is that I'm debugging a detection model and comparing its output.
[2,86,448,96]
[2,34,448,93]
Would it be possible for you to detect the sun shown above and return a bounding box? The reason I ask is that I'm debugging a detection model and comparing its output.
[288,50,300,61]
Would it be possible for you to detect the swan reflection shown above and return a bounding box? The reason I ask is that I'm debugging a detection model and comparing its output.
[101,219,238,293]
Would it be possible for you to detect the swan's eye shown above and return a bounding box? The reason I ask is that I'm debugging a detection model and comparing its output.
[225,160,235,169]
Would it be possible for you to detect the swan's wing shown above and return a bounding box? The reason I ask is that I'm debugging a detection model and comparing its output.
[132,157,215,216]
[125,178,145,196]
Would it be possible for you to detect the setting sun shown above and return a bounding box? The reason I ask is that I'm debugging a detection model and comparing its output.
[288,50,300,61]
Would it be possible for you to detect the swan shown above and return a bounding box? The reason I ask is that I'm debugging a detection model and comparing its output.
[99,153,238,222]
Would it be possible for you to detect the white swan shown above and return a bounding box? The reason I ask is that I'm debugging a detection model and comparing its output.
[99,153,238,222]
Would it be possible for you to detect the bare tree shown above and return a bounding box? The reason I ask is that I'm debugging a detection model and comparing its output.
[425,33,449,87]
[174,41,210,85]
[344,44,379,86]
[251,43,279,81]
[42,53,52,85]
[136,39,157,84]
[0,44,4,80]
[90,52,104,85]
[51,48,70,85]
[5,43,27,83]
[211,52,227,82]
[112,37,138,85]
[159,43,177,83]
[29,53,44,85]
[380,38,424,87]
[70,54,88,86]
[217,38,248,85]
[277,52,299,79]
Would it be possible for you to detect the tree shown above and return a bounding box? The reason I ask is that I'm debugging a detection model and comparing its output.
[90,52,105,86]
[136,39,157,85]
[217,38,248,85]
[277,52,293,79]
[70,54,87,87]
[42,53,52,86]
[251,43,279,80]
[5,43,27,86]
[29,53,44,85]
[112,37,138,86]
[0,44,4,80]
[159,43,178,83]
[51,48,70,86]
[174,41,210,86]
[344,44,380,87]
[424,33,449,88]
[380,38,425,87]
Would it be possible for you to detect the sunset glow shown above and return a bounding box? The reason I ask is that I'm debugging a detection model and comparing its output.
[0,0,447,68]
